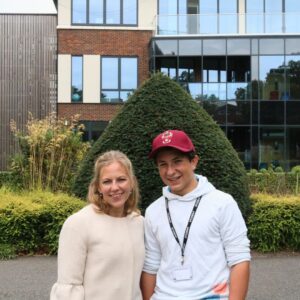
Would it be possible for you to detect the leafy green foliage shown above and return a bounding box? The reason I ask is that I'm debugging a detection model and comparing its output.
[0,187,85,258]
[73,73,250,217]
[248,167,300,195]
[0,243,16,260]
[248,194,300,252]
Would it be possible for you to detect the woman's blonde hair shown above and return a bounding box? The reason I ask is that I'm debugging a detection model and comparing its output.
[88,150,140,215]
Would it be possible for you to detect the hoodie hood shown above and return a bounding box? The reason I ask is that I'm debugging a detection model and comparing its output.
[162,174,216,201]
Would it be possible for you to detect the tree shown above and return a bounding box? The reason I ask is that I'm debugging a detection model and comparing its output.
[72,73,251,217]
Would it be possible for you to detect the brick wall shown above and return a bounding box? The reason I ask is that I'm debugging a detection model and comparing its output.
[58,29,153,86]
[58,29,153,121]
[58,103,123,121]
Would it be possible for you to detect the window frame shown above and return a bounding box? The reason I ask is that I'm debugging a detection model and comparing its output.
[71,55,83,103]
[72,0,138,26]
[101,56,138,103]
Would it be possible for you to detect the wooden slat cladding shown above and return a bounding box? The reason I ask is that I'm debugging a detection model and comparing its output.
[0,14,57,170]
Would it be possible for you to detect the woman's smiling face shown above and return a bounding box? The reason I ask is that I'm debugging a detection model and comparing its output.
[98,161,132,217]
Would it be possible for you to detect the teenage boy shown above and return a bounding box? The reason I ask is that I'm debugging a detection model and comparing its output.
[141,130,250,300]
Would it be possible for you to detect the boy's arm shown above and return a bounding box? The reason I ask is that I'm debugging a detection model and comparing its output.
[140,272,156,300]
[229,261,250,300]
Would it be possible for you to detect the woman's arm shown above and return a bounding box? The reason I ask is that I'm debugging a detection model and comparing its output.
[50,222,87,300]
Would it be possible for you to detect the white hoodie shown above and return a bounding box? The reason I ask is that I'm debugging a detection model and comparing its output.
[143,175,250,300]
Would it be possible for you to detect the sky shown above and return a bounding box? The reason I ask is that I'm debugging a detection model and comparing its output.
[0,0,57,14]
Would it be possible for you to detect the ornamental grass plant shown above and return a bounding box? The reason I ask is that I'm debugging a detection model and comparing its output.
[10,113,89,192]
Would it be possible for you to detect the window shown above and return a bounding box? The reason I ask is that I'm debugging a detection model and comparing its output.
[101,57,138,103]
[72,0,137,25]
[71,56,83,102]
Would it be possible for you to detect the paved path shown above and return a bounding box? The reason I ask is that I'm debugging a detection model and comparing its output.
[0,252,299,300]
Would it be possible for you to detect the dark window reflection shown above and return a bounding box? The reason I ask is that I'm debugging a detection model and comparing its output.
[178,57,202,83]
[71,56,83,102]
[81,121,109,142]
[227,101,251,125]
[286,102,300,124]
[203,56,226,82]
[260,101,284,124]
[252,126,259,169]
[227,56,251,82]
[227,127,251,169]
[252,101,259,124]
[259,127,285,169]
[286,127,300,168]
[201,100,226,124]
[156,57,177,80]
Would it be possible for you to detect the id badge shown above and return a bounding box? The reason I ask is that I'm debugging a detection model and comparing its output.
[171,265,193,281]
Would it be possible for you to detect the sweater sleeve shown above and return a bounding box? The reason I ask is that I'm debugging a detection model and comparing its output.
[219,199,251,267]
[143,210,161,274]
[50,222,87,300]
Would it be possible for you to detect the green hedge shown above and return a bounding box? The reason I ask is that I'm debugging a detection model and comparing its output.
[0,187,85,258]
[247,169,300,195]
[247,194,300,252]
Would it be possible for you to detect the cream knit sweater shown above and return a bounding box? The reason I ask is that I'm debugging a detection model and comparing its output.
[50,204,145,300]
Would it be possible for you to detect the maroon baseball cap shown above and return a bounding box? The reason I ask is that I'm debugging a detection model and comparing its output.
[149,130,195,158]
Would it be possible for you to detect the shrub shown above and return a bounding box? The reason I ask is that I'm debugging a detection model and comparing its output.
[0,243,16,260]
[247,168,300,195]
[10,113,90,192]
[72,73,251,217]
[247,194,300,252]
[0,171,14,188]
[0,187,85,257]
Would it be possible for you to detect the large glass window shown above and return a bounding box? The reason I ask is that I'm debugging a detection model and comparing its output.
[201,100,226,124]
[227,126,251,168]
[265,0,282,33]
[155,57,177,80]
[285,0,300,32]
[106,1,120,24]
[73,0,87,24]
[178,57,202,98]
[259,56,285,100]
[72,0,137,25]
[101,57,137,103]
[71,56,83,102]
[200,0,217,34]
[219,0,237,34]
[89,0,103,24]
[246,0,264,33]
[286,127,300,168]
[285,55,300,100]
[259,127,285,169]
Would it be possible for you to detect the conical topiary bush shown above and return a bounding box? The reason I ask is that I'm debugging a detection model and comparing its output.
[72,73,251,218]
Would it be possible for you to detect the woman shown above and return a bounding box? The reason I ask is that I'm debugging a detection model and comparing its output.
[50,150,145,300]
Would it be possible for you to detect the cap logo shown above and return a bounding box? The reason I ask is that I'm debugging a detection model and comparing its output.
[161,131,173,144]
